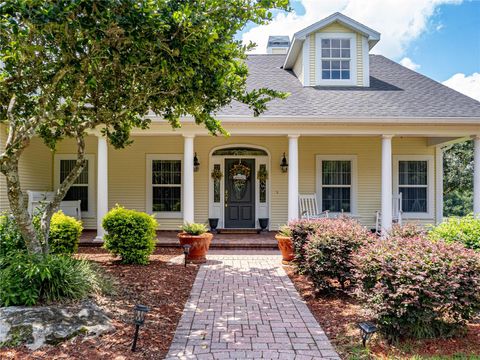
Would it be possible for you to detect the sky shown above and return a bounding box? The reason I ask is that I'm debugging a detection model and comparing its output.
[237,0,480,101]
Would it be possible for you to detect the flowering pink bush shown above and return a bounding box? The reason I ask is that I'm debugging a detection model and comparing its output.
[288,219,326,274]
[388,222,425,239]
[303,218,372,292]
[353,237,480,341]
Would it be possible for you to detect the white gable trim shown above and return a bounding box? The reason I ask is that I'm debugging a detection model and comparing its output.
[284,12,380,70]
[303,36,310,86]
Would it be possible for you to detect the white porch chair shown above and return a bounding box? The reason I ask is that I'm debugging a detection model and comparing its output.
[298,194,329,220]
[27,191,82,220]
[375,193,402,234]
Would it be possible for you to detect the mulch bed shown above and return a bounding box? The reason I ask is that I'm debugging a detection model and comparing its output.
[286,267,480,359]
[0,247,199,360]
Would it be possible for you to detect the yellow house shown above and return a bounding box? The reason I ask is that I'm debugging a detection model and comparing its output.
[1,13,480,240]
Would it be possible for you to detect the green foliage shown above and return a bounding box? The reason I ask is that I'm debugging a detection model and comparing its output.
[0,253,109,306]
[180,222,208,235]
[277,225,292,237]
[302,218,371,292]
[429,215,480,251]
[103,205,157,264]
[48,211,83,255]
[353,237,480,341]
[288,219,326,274]
[444,141,473,217]
[0,213,26,257]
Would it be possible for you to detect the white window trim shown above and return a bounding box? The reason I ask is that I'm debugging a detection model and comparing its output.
[316,155,358,216]
[146,154,183,219]
[54,154,95,218]
[315,32,357,86]
[393,155,434,220]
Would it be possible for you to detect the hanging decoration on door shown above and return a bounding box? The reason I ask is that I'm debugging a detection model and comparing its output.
[229,160,251,200]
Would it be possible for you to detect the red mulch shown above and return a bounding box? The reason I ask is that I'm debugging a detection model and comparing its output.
[286,268,480,359]
[0,247,199,360]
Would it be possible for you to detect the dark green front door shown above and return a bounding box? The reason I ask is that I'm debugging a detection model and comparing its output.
[225,158,255,228]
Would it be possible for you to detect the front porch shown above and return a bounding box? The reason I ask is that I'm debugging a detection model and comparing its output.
[79,230,278,249]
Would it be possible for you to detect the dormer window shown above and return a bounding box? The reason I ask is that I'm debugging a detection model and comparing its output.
[321,39,350,80]
[315,33,357,86]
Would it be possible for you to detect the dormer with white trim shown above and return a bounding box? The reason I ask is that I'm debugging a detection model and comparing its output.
[283,12,380,87]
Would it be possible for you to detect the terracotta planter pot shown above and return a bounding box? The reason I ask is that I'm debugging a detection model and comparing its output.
[275,234,294,264]
[178,232,213,264]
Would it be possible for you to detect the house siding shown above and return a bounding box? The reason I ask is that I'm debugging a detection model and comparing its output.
[0,124,52,213]
[309,21,365,86]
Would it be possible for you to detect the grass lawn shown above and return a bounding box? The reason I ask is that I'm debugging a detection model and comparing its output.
[0,247,199,360]
[286,267,480,360]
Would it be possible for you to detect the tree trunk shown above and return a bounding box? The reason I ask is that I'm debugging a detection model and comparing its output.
[1,156,44,254]
[40,135,87,252]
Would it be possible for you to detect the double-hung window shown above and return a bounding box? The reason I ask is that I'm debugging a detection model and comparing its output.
[316,34,356,86]
[321,38,351,80]
[393,156,434,218]
[316,156,357,214]
[147,155,182,217]
[54,154,94,216]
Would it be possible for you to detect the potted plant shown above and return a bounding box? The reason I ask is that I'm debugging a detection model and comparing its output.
[275,225,294,264]
[178,223,213,264]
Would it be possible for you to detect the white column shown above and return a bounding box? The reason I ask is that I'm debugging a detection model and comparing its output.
[381,135,393,235]
[474,136,480,216]
[288,135,299,222]
[435,146,444,224]
[183,135,195,224]
[95,135,108,241]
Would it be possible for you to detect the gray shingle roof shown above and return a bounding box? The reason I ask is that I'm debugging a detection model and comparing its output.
[218,54,480,119]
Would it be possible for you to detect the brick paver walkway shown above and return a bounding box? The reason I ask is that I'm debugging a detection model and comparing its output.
[166,251,339,359]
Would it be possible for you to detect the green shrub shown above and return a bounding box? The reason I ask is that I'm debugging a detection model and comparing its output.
[353,237,480,341]
[48,211,83,255]
[277,225,292,237]
[103,205,157,264]
[180,222,208,235]
[429,214,480,251]
[303,218,371,292]
[0,213,26,257]
[0,253,109,306]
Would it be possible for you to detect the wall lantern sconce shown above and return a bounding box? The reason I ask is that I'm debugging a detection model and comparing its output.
[280,153,288,173]
[131,304,150,352]
[358,321,377,347]
[182,244,191,267]
[193,153,200,172]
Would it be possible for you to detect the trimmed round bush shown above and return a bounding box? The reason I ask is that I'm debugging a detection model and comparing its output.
[353,237,480,341]
[429,214,480,251]
[303,218,371,292]
[0,252,108,306]
[49,211,83,255]
[388,222,425,239]
[103,205,157,264]
[288,219,326,274]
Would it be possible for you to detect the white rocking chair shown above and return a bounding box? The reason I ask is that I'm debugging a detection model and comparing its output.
[298,194,329,220]
[375,193,403,234]
[27,191,82,220]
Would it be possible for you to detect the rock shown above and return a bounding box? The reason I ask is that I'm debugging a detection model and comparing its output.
[0,301,113,349]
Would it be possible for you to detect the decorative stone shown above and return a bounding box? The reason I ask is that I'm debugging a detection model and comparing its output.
[0,301,113,349]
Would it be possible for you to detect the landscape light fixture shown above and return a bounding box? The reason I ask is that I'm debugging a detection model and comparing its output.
[131,304,149,352]
[358,321,377,347]
[280,153,288,173]
[183,244,192,267]
[193,153,200,172]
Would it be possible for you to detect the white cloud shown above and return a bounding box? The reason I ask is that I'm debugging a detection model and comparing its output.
[443,73,480,101]
[399,57,421,71]
[242,0,462,58]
